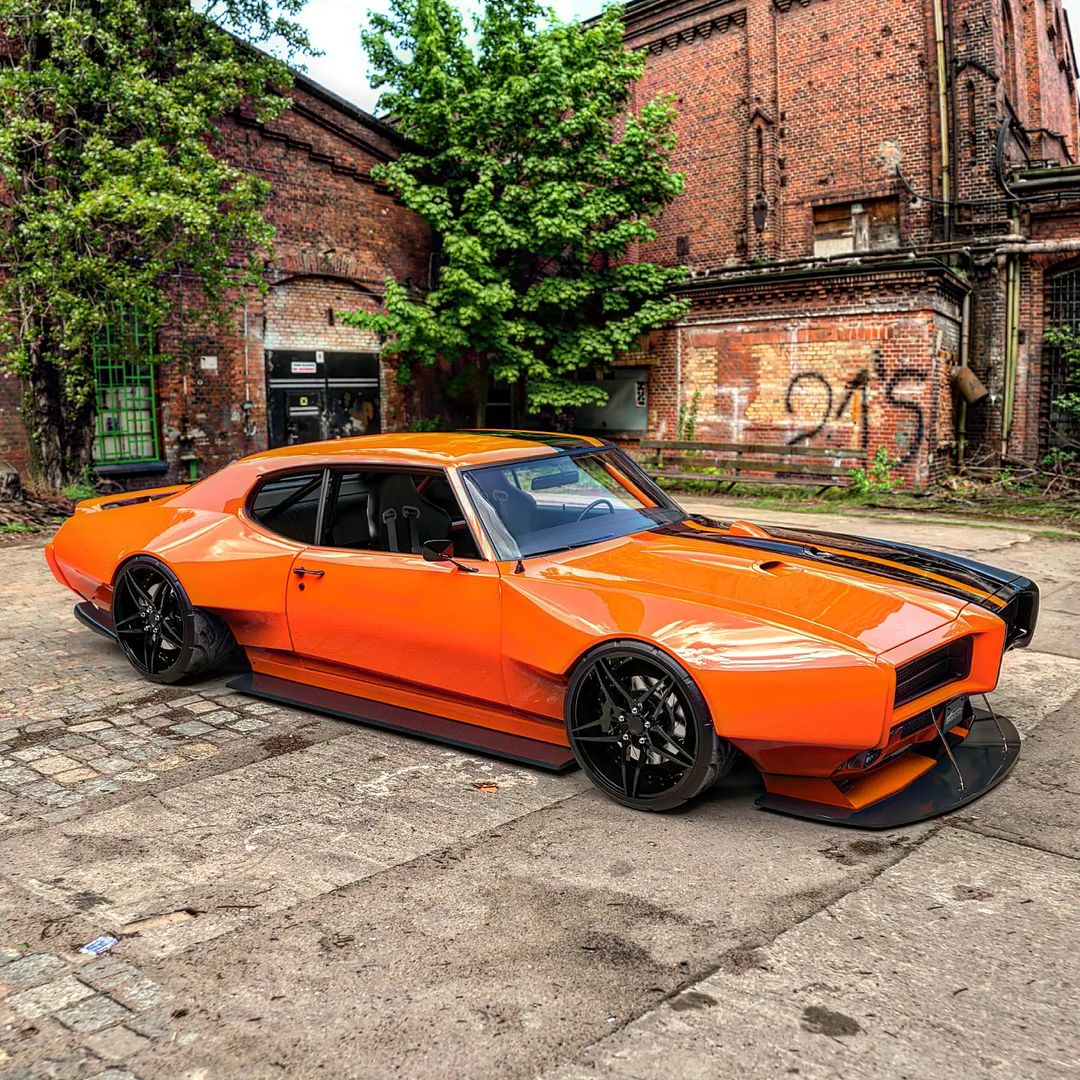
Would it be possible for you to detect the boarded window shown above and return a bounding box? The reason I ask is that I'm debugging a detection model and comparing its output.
[813,198,900,257]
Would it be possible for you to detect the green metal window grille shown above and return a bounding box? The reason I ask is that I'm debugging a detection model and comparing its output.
[92,314,161,465]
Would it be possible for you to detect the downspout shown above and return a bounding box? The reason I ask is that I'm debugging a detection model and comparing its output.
[933,0,953,238]
[674,323,683,438]
[958,288,971,464]
[1002,209,1022,451]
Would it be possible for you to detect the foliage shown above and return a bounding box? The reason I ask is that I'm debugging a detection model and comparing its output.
[1044,325,1080,420]
[0,521,40,534]
[62,480,96,501]
[0,0,312,487]
[848,446,901,496]
[409,416,444,432]
[348,0,689,422]
[1042,447,1078,472]
[677,390,702,442]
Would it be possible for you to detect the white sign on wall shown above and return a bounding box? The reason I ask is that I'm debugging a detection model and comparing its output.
[199,355,218,372]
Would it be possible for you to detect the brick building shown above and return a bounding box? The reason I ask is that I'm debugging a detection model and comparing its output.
[0,73,429,483]
[3,0,1080,487]
[577,0,1080,485]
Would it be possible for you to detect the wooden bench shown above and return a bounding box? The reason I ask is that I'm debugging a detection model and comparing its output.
[639,440,868,494]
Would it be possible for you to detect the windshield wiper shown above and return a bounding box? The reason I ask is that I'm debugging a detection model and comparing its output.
[524,535,619,558]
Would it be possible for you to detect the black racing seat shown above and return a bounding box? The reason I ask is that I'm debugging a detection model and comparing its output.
[490,482,539,536]
[371,474,451,554]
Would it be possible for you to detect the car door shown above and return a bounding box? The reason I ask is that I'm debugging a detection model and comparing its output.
[284,466,507,707]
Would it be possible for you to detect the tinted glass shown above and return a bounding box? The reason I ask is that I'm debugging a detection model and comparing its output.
[463,449,682,559]
[323,470,482,559]
[250,471,324,544]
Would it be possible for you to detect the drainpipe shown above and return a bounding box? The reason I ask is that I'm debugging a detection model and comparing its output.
[957,289,972,464]
[674,323,683,438]
[1002,210,1022,451]
[242,298,258,438]
[932,0,952,238]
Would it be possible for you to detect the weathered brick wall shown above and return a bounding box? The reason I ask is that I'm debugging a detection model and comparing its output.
[0,76,428,484]
[0,373,28,475]
[626,0,937,269]
[1019,0,1077,159]
[641,268,964,486]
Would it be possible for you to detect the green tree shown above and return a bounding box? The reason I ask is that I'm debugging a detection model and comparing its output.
[0,0,311,488]
[349,0,688,425]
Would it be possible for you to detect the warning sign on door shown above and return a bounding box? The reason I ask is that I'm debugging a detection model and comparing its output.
[291,361,318,374]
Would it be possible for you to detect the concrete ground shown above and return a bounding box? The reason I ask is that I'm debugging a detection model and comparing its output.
[0,501,1078,1080]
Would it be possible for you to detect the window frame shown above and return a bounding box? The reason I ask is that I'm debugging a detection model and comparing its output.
[91,311,163,468]
[242,462,488,562]
[243,466,330,547]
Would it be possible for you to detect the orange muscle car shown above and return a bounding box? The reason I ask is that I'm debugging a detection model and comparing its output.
[45,431,1038,826]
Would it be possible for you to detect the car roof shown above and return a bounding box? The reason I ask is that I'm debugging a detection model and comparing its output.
[241,430,610,469]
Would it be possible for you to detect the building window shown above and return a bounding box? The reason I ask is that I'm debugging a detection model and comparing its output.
[813,197,900,257]
[92,313,161,466]
[1047,267,1080,448]
[1002,1,1019,104]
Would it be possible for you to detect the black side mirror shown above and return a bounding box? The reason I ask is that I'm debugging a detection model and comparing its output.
[422,539,455,563]
[421,539,479,573]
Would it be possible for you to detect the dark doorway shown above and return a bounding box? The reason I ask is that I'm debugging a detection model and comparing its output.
[267,350,381,448]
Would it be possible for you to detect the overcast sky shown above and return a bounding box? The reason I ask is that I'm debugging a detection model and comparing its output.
[289,0,1080,114]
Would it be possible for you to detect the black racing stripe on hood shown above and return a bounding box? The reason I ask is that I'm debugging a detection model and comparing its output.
[656,517,1025,609]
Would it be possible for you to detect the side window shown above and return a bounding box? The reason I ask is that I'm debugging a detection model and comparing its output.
[323,470,482,559]
[250,471,324,544]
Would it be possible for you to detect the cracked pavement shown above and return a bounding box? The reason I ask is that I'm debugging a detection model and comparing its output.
[1,503,1079,1079]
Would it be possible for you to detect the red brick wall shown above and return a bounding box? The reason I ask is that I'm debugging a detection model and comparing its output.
[0,372,28,475]
[0,77,428,484]
[640,268,964,486]
[627,0,937,268]
[1019,0,1078,159]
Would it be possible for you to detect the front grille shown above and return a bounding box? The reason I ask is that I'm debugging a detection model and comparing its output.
[890,710,935,742]
[894,638,973,708]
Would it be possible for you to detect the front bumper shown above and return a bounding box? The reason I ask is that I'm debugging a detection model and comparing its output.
[756,704,1020,829]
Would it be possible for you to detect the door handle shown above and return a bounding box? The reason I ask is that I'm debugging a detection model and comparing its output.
[293,566,325,578]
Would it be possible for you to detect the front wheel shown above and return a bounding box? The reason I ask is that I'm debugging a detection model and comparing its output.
[112,557,234,685]
[565,642,736,812]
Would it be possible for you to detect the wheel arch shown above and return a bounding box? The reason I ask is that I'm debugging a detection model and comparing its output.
[562,635,717,729]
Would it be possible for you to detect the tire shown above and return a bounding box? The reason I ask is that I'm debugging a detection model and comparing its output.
[565,641,736,812]
[111,557,234,685]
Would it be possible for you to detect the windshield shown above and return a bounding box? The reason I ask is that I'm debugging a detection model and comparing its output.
[462,448,684,560]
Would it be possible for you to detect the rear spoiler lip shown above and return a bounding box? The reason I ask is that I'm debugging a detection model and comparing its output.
[75,484,187,514]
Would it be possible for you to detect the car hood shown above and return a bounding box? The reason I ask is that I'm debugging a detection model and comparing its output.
[538,518,990,656]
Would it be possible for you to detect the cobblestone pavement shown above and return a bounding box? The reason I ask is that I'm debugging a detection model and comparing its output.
[1,507,1079,1080]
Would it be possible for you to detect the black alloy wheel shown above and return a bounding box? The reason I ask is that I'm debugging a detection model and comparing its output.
[565,642,735,811]
[112,557,233,684]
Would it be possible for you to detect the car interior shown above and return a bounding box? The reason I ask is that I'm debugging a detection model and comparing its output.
[249,468,481,558]
[465,458,645,548]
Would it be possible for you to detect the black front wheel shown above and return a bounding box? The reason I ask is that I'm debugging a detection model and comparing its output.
[565,642,736,812]
[112,557,234,685]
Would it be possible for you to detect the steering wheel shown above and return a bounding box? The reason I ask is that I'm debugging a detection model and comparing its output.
[576,498,616,522]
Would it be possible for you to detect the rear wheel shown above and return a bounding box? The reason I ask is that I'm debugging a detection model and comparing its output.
[112,557,234,685]
[565,642,736,812]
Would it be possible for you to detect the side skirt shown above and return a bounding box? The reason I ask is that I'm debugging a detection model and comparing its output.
[227,671,579,774]
[75,601,116,640]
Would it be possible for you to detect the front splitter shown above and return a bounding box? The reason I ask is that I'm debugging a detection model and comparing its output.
[756,710,1021,829]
